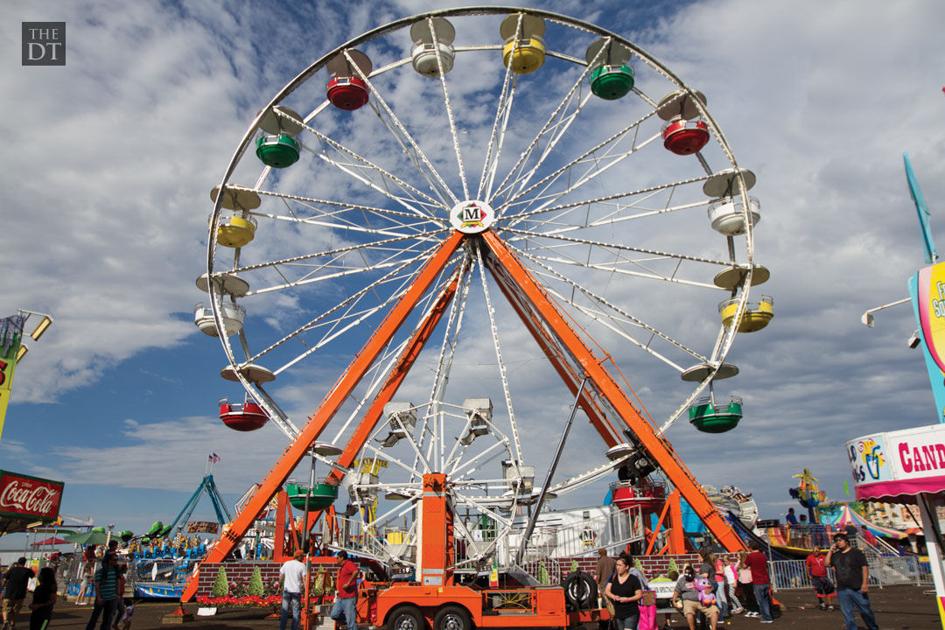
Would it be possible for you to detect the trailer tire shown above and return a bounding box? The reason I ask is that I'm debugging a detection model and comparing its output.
[563,571,597,611]
[434,605,472,630]
[388,606,425,630]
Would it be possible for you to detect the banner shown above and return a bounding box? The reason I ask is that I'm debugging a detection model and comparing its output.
[185,520,219,534]
[0,470,64,522]
[0,315,26,441]
[847,424,945,502]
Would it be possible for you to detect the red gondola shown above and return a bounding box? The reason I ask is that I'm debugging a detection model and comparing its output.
[219,398,269,432]
[662,117,710,155]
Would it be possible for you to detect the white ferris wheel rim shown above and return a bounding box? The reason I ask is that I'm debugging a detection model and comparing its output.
[203,6,761,555]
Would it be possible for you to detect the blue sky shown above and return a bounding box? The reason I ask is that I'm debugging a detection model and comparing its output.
[2,0,945,549]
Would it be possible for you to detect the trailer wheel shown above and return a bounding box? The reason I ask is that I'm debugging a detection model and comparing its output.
[434,606,472,630]
[563,571,598,611]
[388,606,425,630]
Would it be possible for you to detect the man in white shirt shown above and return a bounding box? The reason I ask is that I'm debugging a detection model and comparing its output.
[280,551,308,630]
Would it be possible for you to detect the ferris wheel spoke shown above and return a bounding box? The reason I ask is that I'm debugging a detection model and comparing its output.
[271,194,436,236]
[303,143,444,220]
[451,491,513,528]
[508,243,708,362]
[427,17,471,201]
[219,230,439,276]
[244,240,443,366]
[286,111,446,217]
[345,50,460,207]
[236,186,434,232]
[474,244,524,464]
[477,13,521,201]
[500,131,661,225]
[449,437,512,479]
[414,254,474,477]
[362,443,428,479]
[523,253,723,292]
[501,174,711,224]
[498,110,657,216]
[489,40,610,206]
[586,198,712,228]
[246,243,432,297]
[328,259,464,444]
[278,250,464,377]
[502,228,735,268]
[542,287,687,372]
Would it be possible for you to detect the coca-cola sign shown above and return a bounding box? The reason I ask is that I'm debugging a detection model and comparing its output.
[0,471,63,521]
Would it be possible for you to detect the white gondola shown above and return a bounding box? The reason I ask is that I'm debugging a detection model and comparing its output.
[410,18,456,76]
[194,302,245,337]
[708,196,762,236]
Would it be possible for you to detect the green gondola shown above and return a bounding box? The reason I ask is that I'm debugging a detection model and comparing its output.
[255,133,300,168]
[285,482,339,510]
[590,64,634,100]
[688,396,743,433]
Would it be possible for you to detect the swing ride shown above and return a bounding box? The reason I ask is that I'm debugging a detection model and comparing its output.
[186,7,773,626]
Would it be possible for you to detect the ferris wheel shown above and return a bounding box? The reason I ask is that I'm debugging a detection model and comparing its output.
[188,6,771,593]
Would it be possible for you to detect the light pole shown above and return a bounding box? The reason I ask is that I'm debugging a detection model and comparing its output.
[0,309,54,441]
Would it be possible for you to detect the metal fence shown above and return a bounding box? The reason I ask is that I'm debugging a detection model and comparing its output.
[768,556,932,591]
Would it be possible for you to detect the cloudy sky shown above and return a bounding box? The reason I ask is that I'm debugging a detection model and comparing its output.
[2,0,945,546]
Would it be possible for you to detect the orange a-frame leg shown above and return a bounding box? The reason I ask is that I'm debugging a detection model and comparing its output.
[296,261,464,535]
[489,258,621,447]
[482,231,745,553]
[181,232,464,602]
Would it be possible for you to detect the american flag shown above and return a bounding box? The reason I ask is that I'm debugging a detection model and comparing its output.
[208,453,221,464]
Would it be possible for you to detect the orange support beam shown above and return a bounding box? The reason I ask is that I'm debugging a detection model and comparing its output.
[644,498,673,556]
[482,231,745,553]
[666,489,686,554]
[488,258,621,447]
[181,232,464,602]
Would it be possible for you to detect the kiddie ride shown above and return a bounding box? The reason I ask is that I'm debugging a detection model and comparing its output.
[187,7,774,629]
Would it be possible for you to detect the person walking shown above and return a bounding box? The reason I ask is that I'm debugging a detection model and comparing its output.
[76,547,97,606]
[804,548,835,610]
[330,551,359,630]
[735,552,757,616]
[85,552,120,630]
[744,542,773,623]
[722,555,742,614]
[28,567,57,630]
[279,551,307,630]
[604,556,643,629]
[595,548,617,607]
[826,533,878,630]
[2,558,35,630]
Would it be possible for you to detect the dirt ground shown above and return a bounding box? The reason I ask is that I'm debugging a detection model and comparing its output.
[13,585,940,629]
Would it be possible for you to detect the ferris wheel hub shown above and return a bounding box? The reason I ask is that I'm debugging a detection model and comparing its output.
[449,200,495,234]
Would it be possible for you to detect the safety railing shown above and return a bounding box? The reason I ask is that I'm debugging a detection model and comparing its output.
[768,555,931,591]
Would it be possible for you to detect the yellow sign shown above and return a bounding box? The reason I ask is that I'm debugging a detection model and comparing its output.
[0,315,25,441]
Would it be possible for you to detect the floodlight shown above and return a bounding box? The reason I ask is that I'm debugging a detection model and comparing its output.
[15,344,28,364]
[30,315,53,341]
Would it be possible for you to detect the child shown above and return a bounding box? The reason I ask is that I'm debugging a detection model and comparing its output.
[115,599,135,630]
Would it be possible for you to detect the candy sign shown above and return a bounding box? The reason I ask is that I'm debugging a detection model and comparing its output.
[847,424,945,502]
[0,471,64,521]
